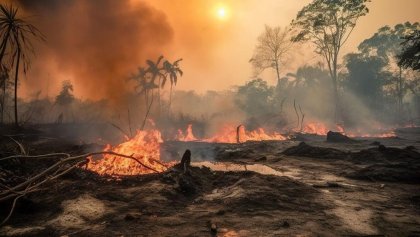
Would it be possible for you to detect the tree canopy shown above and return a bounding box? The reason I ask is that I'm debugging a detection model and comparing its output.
[398,29,420,71]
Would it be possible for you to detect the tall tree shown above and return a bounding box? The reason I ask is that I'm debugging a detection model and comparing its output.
[344,53,388,110]
[398,29,420,71]
[146,56,165,114]
[291,0,369,122]
[358,22,419,112]
[249,25,293,83]
[0,4,44,127]
[161,58,183,112]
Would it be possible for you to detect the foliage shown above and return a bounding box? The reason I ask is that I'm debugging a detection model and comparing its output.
[235,79,274,117]
[130,56,183,129]
[344,53,388,109]
[249,25,293,81]
[55,80,75,106]
[398,29,420,71]
[291,0,369,121]
[358,22,419,65]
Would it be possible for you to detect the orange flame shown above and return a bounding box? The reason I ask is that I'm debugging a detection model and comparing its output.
[176,124,287,143]
[176,124,198,141]
[86,129,169,176]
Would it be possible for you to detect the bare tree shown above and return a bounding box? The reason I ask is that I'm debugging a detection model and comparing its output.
[291,0,369,122]
[250,25,293,83]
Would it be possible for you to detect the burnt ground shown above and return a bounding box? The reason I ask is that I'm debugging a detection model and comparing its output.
[0,126,419,236]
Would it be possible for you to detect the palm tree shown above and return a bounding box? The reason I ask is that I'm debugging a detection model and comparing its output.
[161,58,183,112]
[146,56,165,113]
[0,4,44,127]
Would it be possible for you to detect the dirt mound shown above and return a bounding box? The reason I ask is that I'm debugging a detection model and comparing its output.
[346,163,420,183]
[346,146,420,183]
[282,142,347,159]
[351,145,419,163]
[208,175,322,212]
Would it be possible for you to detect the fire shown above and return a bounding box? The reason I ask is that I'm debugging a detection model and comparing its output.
[86,129,169,176]
[176,124,198,141]
[176,124,287,143]
[299,122,395,138]
[301,122,330,135]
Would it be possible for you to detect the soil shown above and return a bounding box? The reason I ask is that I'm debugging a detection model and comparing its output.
[0,125,419,236]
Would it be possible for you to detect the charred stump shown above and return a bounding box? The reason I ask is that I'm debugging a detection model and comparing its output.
[180,149,191,174]
[326,131,354,143]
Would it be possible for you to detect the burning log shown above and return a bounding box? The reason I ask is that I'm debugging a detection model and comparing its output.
[236,125,243,143]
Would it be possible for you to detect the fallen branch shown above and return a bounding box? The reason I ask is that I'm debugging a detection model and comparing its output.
[0,153,71,161]
[0,150,166,225]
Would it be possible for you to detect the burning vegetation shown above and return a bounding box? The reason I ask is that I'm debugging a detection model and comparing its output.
[0,0,420,236]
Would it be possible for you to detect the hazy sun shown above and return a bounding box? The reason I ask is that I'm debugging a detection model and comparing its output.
[216,6,228,20]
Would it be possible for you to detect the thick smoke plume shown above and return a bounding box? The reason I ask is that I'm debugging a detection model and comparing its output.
[16,0,174,103]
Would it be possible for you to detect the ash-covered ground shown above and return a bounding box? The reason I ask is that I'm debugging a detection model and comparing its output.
[0,126,419,236]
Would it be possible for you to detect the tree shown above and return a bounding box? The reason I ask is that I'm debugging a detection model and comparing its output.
[358,22,419,113]
[250,25,293,82]
[146,56,165,113]
[291,0,369,122]
[0,4,44,127]
[344,53,388,110]
[162,58,183,112]
[286,64,330,89]
[55,80,75,106]
[398,29,420,71]
[0,64,10,123]
[235,79,274,119]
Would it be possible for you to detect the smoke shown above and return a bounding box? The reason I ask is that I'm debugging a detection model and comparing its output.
[16,0,174,104]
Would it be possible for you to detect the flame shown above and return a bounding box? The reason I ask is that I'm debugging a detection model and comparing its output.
[176,124,198,141]
[86,129,169,176]
[300,122,330,135]
[176,124,287,143]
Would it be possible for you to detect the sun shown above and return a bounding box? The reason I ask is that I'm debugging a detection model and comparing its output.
[216,6,229,20]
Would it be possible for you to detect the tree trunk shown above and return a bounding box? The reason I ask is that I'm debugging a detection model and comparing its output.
[275,60,281,82]
[1,78,5,124]
[14,48,21,128]
[158,77,161,117]
[168,83,173,115]
[141,89,155,130]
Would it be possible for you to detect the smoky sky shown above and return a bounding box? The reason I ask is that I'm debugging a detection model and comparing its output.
[16,0,174,103]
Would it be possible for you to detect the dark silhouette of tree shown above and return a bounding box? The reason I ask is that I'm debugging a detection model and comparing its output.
[55,80,75,106]
[344,53,388,110]
[0,4,44,127]
[398,29,420,71]
[358,22,419,113]
[291,0,369,122]
[146,56,165,113]
[162,58,183,112]
[54,80,75,124]
[250,25,293,82]
[235,79,274,119]
[286,65,330,89]
[0,64,10,123]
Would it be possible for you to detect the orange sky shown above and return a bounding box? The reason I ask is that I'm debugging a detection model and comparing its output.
[149,0,420,92]
[19,0,420,99]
